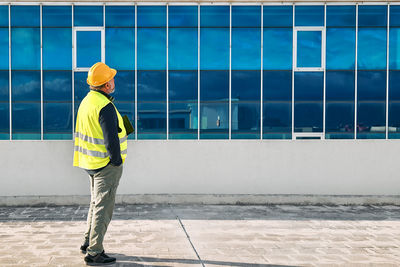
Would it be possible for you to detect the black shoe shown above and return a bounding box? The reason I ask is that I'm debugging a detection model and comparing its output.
[84,252,116,266]
[80,243,89,254]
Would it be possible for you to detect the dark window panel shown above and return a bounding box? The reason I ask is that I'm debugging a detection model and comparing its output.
[297,31,322,68]
[106,28,135,70]
[137,71,166,101]
[326,5,356,27]
[263,28,292,70]
[231,71,260,101]
[137,102,166,139]
[200,6,229,27]
[43,28,72,70]
[200,102,229,139]
[0,102,9,135]
[232,6,261,28]
[294,103,323,132]
[200,71,229,101]
[232,28,261,70]
[169,6,197,27]
[357,71,386,101]
[0,71,8,101]
[389,102,400,136]
[263,102,291,134]
[12,102,41,135]
[106,6,135,27]
[0,6,8,27]
[43,71,72,102]
[200,28,229,70]
[358,5,387,27]
[389,28,400,70]
[11,6,39,27]
[137,28,166,70]
[390,6,400,27]
[325,133,354,139]
[44,103,72,133]
[357,102,386,136]
[0,28,8,70]
[294,72,323,101]
[169,28,197,70]
[231,102,260,139]
[263,6,292,27]
[326,28,355,70]
[74,6,103,27]
[112,71,135,102]
[114,101,135,139]
[42,6,72,27]
[358,28,387,70]
[137,6,166,27]
[76,31,101,69]
[389,71,400,101]
[295,6,324,27]
[326,71,355,101]
[263,71,292,101]
[169,71,197,102]
[12,71,40,102]
[325,102,355,133]
[74,72,88,102]
[169,102,198,134]
[11,28,40,70]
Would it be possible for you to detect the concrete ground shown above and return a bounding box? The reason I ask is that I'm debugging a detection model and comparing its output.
[1,204,400,267]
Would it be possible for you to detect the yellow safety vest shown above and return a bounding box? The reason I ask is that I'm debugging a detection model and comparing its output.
[73,90,128,170]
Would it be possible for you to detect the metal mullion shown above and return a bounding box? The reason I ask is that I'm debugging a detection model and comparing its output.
[72,4,75,136]
[292,3,295,140]
[166,4,169,140]
[229,3,232,140]
[8,4,11,140]
[386,3,390,139]
[135,4,137,140]
[260,3,263,140]
[40,4,43,140]
[197,3,200,140]
[355,4,358,139]
[322,4,326,140]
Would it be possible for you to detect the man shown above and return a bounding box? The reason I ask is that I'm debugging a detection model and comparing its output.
[73,62,128,265]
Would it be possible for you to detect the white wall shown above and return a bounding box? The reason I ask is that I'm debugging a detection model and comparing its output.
[0,140,399,197]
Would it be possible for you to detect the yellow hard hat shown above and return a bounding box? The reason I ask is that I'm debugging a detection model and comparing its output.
[87,62,117,87]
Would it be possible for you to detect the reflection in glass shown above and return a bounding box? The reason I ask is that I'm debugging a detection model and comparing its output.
[200,102,228,139]
[11,28,40,70]
[357,102,385,138]
[137,28,166,70]
[325,103,354,133]
[389,71,400,101]
[326,6,356,27]
[326,71,355,101]
[112,71,135,101]
[295,6,324,27]
[326,28,355,70]
[200,71,229,101]
[43,6,71,27]
[0,71,8,101]
[137,71,166,101]
[358,28,386,70]
[358,5,387,27]
[200,6,229,27]
[357,71,386,101]
[263,71,292,101]
[294,103,323,132]
[43,28,72,70]
[12,71,40,102]
[169,71,197,101]
[12,102,40,137]
[169,102,198,139]
[114,101,135,139]
[77,31,101,69]
[263,102,291,134]
[294,72,323,101]
[297,31,322,68]
[169,28,197,70]
[0,103,9,138]
[169,6,197,27]
[44,103,72,133]
[232,71,260,101]
[263,28,292,70]
[0,6,8,27]
[389,102,400,138]
[231,102,260,139]
[137,6,166,27]
[263,6,292,27]
[74,72,88,102]
[0,28,8,70]
[232,28,261,70]
[43,71,72,102]
[232,6,261,27]
[74,6,103,27]
[200,28,229,70]
[389,28,400,70]
[106,28,135,70]
[137,102,166,139]
[106,6,135,27]
[390,6,400,27]
[11,6,40,27]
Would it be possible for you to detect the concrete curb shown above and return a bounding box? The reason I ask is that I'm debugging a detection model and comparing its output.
[1,194,400,206]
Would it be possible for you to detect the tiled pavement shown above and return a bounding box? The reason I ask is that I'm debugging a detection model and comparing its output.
[0,204,400,266]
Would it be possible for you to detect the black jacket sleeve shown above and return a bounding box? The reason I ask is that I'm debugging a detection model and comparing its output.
[99,103,122,166]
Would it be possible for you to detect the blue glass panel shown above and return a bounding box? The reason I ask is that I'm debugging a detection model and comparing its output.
[137,28,166,70]
[12,71,40,102]
[263,6,292,27]
[137,102,166,139]
[389,71,400,101]
[42,6,72,27]
[357,71,386,101]
[169,6,197,27]
[114,101,134,125]
[325,102,354,132]
[200,28,229,70]
[106,6,135,27]
[263,28,292,70]
[231,102,260,138]
[263,103,291,133]
[12,102,40,134]
[0,6,8,27]
[169,71,197,101]
[0,103,9,135]
[137,6,166,27]
[11,6,39,27]
[0,71,8,101]
[106,28,135,70]
[297,31,321,68]
[169,102,198,133]
[326,6,356,27]
[390,6,400,27]
[326,71,355,101]
[77,31,101,69]
[294,72,323,101]
[231,71,260,101]
[389,102,400,133]
[200,6,229,27]
[232,28,261,70]
[294,103,323,132]
[263,71,292,101]
[169,28,197,70]
[74,6,103,27]
[0,28,9,70]
[43,71,72,102]
[43,28,72,70]
[295,6,324,27]
[74,72,88,102]
[137,71,166,101]
[326,28,355,70]
[358,28,386,70]
[390,28,400,70]
[357,102,386,135]
[358,5,387,27]
[11,28,40,70]
[232,6,261,27]
[200,102,229,139]
[200,71,229,101]
[112,71,135,101]
[44,103,72,133]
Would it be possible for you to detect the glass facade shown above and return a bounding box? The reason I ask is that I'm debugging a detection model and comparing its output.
[1,3,399,141]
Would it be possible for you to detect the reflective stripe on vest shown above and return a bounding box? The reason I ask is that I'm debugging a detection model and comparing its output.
[75,132,128,145]
[74,145,108,158]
